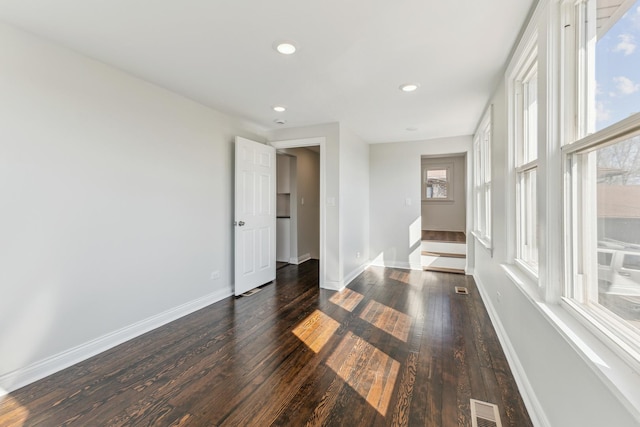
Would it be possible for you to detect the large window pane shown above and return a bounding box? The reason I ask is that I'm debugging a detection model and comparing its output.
[518,168,538,269]
[593,0,640,131]
[523,72,538,162]
[595,135,640,334]
[426,169,448,199]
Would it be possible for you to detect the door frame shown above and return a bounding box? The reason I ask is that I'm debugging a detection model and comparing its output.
[270,137,326,288]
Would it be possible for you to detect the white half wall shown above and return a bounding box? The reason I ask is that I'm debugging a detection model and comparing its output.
[369,136,472,270]
[0,23,266,391]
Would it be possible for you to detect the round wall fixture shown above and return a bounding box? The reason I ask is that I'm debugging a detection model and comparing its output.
[272,105,286,112]
[274,118,286,125]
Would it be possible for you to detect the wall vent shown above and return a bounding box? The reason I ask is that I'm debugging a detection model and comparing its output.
[455,286,469,295]
[470,399,501,427]
[241,288,262,297]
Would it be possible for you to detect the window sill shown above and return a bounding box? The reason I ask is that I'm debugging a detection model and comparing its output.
[471,230,492,255]
[501,264,640,422]
[513,258,538,284]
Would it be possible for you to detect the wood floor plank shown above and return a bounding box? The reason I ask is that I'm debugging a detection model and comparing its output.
[0,261,532,427]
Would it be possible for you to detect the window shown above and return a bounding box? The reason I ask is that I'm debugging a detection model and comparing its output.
[514,53,539,274]
[623,254,640,270]
[564,127,640,358]
[473,107,492,248]
[563,0,640,363]
[422,163,453,201]
[564,0,640,139]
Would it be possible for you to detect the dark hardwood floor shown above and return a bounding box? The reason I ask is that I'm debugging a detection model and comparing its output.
[0,261,532,426]
[421,230,466,243]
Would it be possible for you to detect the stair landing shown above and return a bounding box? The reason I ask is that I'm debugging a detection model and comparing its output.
[421,230,466,274]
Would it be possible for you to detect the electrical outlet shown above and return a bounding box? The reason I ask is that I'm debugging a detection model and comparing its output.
[356,251,361,259]
[301,197,305,205]
[211,271,221,280]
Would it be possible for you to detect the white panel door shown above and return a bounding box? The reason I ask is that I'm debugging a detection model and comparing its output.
[234,137,276,296]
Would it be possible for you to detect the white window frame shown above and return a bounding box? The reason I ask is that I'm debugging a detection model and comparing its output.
[422,162,454,202]
[561,0,640,368]
[472,106,492,251]
[562,114,640,367]
[512,48,540,278]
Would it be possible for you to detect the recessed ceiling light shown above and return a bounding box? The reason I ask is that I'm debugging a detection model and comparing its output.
[273,105,286,112]
[274,118,286,125]
[399,83,420,92]
[274,41,297,55]
[406,127,418,131]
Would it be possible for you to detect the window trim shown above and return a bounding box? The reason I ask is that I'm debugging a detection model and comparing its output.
[511,51,540,277]
[422,162,454,202]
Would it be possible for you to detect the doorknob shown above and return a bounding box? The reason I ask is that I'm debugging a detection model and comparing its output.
[238,221,245,226]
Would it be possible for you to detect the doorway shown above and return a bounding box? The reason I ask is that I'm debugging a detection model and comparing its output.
[271,137,326,287]
[420,153,467,274]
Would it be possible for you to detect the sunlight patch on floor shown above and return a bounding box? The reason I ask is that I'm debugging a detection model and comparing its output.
[359,300,412,343]
[0,389,29,426]
[329,289,364,312]
[389,270,411,285]
[292,310,340,353]
[326,332,400,416]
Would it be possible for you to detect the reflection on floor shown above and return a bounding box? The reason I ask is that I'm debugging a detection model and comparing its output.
[0,260,533,426]
[276,261,289,270]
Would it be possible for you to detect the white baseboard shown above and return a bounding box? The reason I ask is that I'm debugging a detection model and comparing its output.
[473,274,550,427]
[343,262,369,287]
[369,259,422,271]
[321,280,345,291]
[0,287,231,393]
[289,253,311,265]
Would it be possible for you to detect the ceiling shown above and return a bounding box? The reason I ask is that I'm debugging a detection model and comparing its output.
[0,0,534,143]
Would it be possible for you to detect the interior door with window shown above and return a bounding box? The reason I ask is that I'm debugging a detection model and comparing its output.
[234,137,276,296]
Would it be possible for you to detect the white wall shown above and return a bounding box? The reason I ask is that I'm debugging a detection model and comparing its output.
[339,127,370,283]
[0,23,266,390]
[370,136,472,270]
[421,155,466,232]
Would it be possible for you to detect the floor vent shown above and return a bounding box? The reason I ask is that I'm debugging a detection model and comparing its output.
[470,399,501,427]
[241,288,262,297]
[455,286,469,295]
